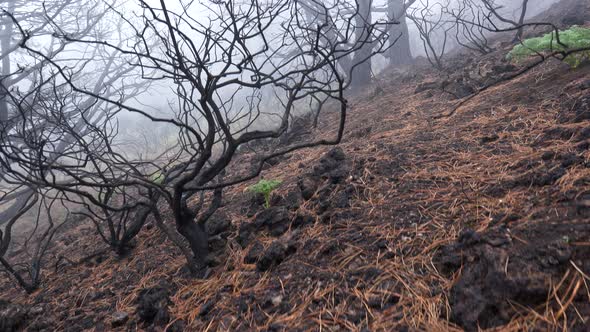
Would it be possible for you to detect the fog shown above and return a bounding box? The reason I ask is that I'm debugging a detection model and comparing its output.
[1,0,561,160]
[129,0,561,113]
[0,0,565,191]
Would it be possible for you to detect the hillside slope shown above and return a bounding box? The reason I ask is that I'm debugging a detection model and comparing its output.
[1,5,590,332]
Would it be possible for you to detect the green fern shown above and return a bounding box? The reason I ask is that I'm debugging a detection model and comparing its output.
[508,26,590,68]
[248,179,282,208]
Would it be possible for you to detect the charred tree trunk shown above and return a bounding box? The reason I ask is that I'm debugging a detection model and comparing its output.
[173,198,209,274]
[351,0,373,92]
[115,197,158,255]
[513,0,529,42]
[388,0,413,66]
[153,209,197,274]
[172,186,223,275]
[177,217,208,271]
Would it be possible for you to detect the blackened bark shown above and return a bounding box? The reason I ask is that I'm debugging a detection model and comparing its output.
[177,219,208,270]
[153,209,196,274]
[116,198,158,255]
[351,0,373,92]
[514,0,529,42]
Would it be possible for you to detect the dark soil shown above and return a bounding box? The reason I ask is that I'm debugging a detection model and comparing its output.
[1,2,590,331]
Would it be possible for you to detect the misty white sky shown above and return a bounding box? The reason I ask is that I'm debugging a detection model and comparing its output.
[3,0,561,141]
[116,0,560,130]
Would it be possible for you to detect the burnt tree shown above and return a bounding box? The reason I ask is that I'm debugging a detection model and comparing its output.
[6,0,393,276]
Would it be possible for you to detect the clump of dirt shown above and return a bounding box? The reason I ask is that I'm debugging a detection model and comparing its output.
[238,206,291,246]
[437,227,576,331]
[297,147,354,216]
[135,283,173,326]
[204,211,231,237]
[239,147,353,271]
[255,240,297,272]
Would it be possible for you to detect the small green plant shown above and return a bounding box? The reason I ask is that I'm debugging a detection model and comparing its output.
[248,179,282,208]
[508,26,590,68]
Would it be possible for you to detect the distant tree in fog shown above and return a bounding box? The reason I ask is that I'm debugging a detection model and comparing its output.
[0,0,149,292]
[408,0,453,70]
[385,0,416,65]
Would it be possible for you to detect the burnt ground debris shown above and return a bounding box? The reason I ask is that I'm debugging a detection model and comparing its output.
[1,2,590,330]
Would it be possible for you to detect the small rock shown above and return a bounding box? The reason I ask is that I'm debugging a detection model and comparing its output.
[257,242,287,272]
[443,80,475,99]
[208,234,227,252]
[334,191,351,208]
[205,252,223,267]
[238,222,255,247]
[313,148,347,178]
[271,295,283,306]
[168,319,187,332]
[562,14,586,26]
[328,167,349,184]
[111,311,129,327]
[350,126,372,138]
[573,96,590,123]
[283,190,302,210]
[576,127,590,141]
